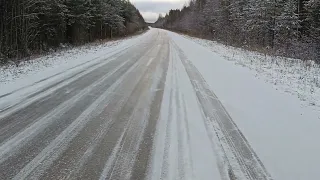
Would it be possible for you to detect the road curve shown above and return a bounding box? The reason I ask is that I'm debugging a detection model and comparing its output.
[0,29,271,180]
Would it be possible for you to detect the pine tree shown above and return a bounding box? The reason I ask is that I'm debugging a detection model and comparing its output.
[0,0,146,63]
[156,0,319,61]
[306,0,320,61]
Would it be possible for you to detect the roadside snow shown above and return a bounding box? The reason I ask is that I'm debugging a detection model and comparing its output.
[185,35,320,111]
[0,31,149,97]
[167,30,320,180]
[1,39,124,84]
[0,31,152,112]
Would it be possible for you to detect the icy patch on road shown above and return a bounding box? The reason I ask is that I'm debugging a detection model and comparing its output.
[184,35,320,111]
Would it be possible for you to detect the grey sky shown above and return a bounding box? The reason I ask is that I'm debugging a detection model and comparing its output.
[130,0,188,23]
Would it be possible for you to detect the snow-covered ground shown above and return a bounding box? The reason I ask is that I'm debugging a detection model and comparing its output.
[185,35,320,112]
[149,40,223,180]
[0,31,151,111]
[0,32,148,91]
[1,28,320,180]
[167,30,320,180]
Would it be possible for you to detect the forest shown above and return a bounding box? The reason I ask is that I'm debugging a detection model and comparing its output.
[0,0,147,64]
[155,0,320,63]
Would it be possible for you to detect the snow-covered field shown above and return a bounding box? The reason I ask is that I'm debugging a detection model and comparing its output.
[167,30,320,180]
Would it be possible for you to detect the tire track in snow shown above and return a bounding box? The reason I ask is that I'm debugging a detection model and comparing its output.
[149,40,222,180]
[39,47,151,180]
[96,44,161,180]
[41,55,148,179]
[0,57,113,138]
[130,39,170,180]
[149,40,190,180]
[174,49,195,180]
[175,72,186,180]
[172,42,215,180]
[159,43,175,180]
[10,54,142,180]
[175,60,192,180]
[0,29,173,180]
[173,46,191,180]
[0,40,137,101]
[10,50,145,180]
[62,57,152,179]
[172,41,272,180]
[0,50,130,142]
[0,41,152,179]
[107,35,170,180]
[0,45,130,119]
[0,58,130,165]
[35,32,170,180]
[180,96,195,179]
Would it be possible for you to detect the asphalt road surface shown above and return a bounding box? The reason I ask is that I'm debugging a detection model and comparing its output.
[0,29,272,180]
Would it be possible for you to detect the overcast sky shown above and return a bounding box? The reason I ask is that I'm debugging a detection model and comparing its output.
[130,0,188,23]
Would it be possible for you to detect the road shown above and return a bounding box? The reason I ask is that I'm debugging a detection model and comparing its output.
[0,29,271,180]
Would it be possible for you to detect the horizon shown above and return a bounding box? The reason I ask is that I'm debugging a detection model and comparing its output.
[130,0,188,23]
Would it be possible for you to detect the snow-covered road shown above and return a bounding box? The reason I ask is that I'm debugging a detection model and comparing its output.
[0,28,319,180]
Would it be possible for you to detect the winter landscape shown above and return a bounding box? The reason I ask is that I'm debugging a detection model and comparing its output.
[0,0,319,180]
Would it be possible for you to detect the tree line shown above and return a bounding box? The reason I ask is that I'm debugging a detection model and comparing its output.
[0,0,147,64]
[155,0,320,62]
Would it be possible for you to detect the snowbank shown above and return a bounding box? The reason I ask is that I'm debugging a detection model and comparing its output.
[167,30,320,180]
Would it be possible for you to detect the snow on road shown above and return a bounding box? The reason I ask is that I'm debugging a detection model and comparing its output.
[0,29,167,179]
[1,28,320,180]
[148,41,222,180]
[0,31,152,112]
[167,30,320,180]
